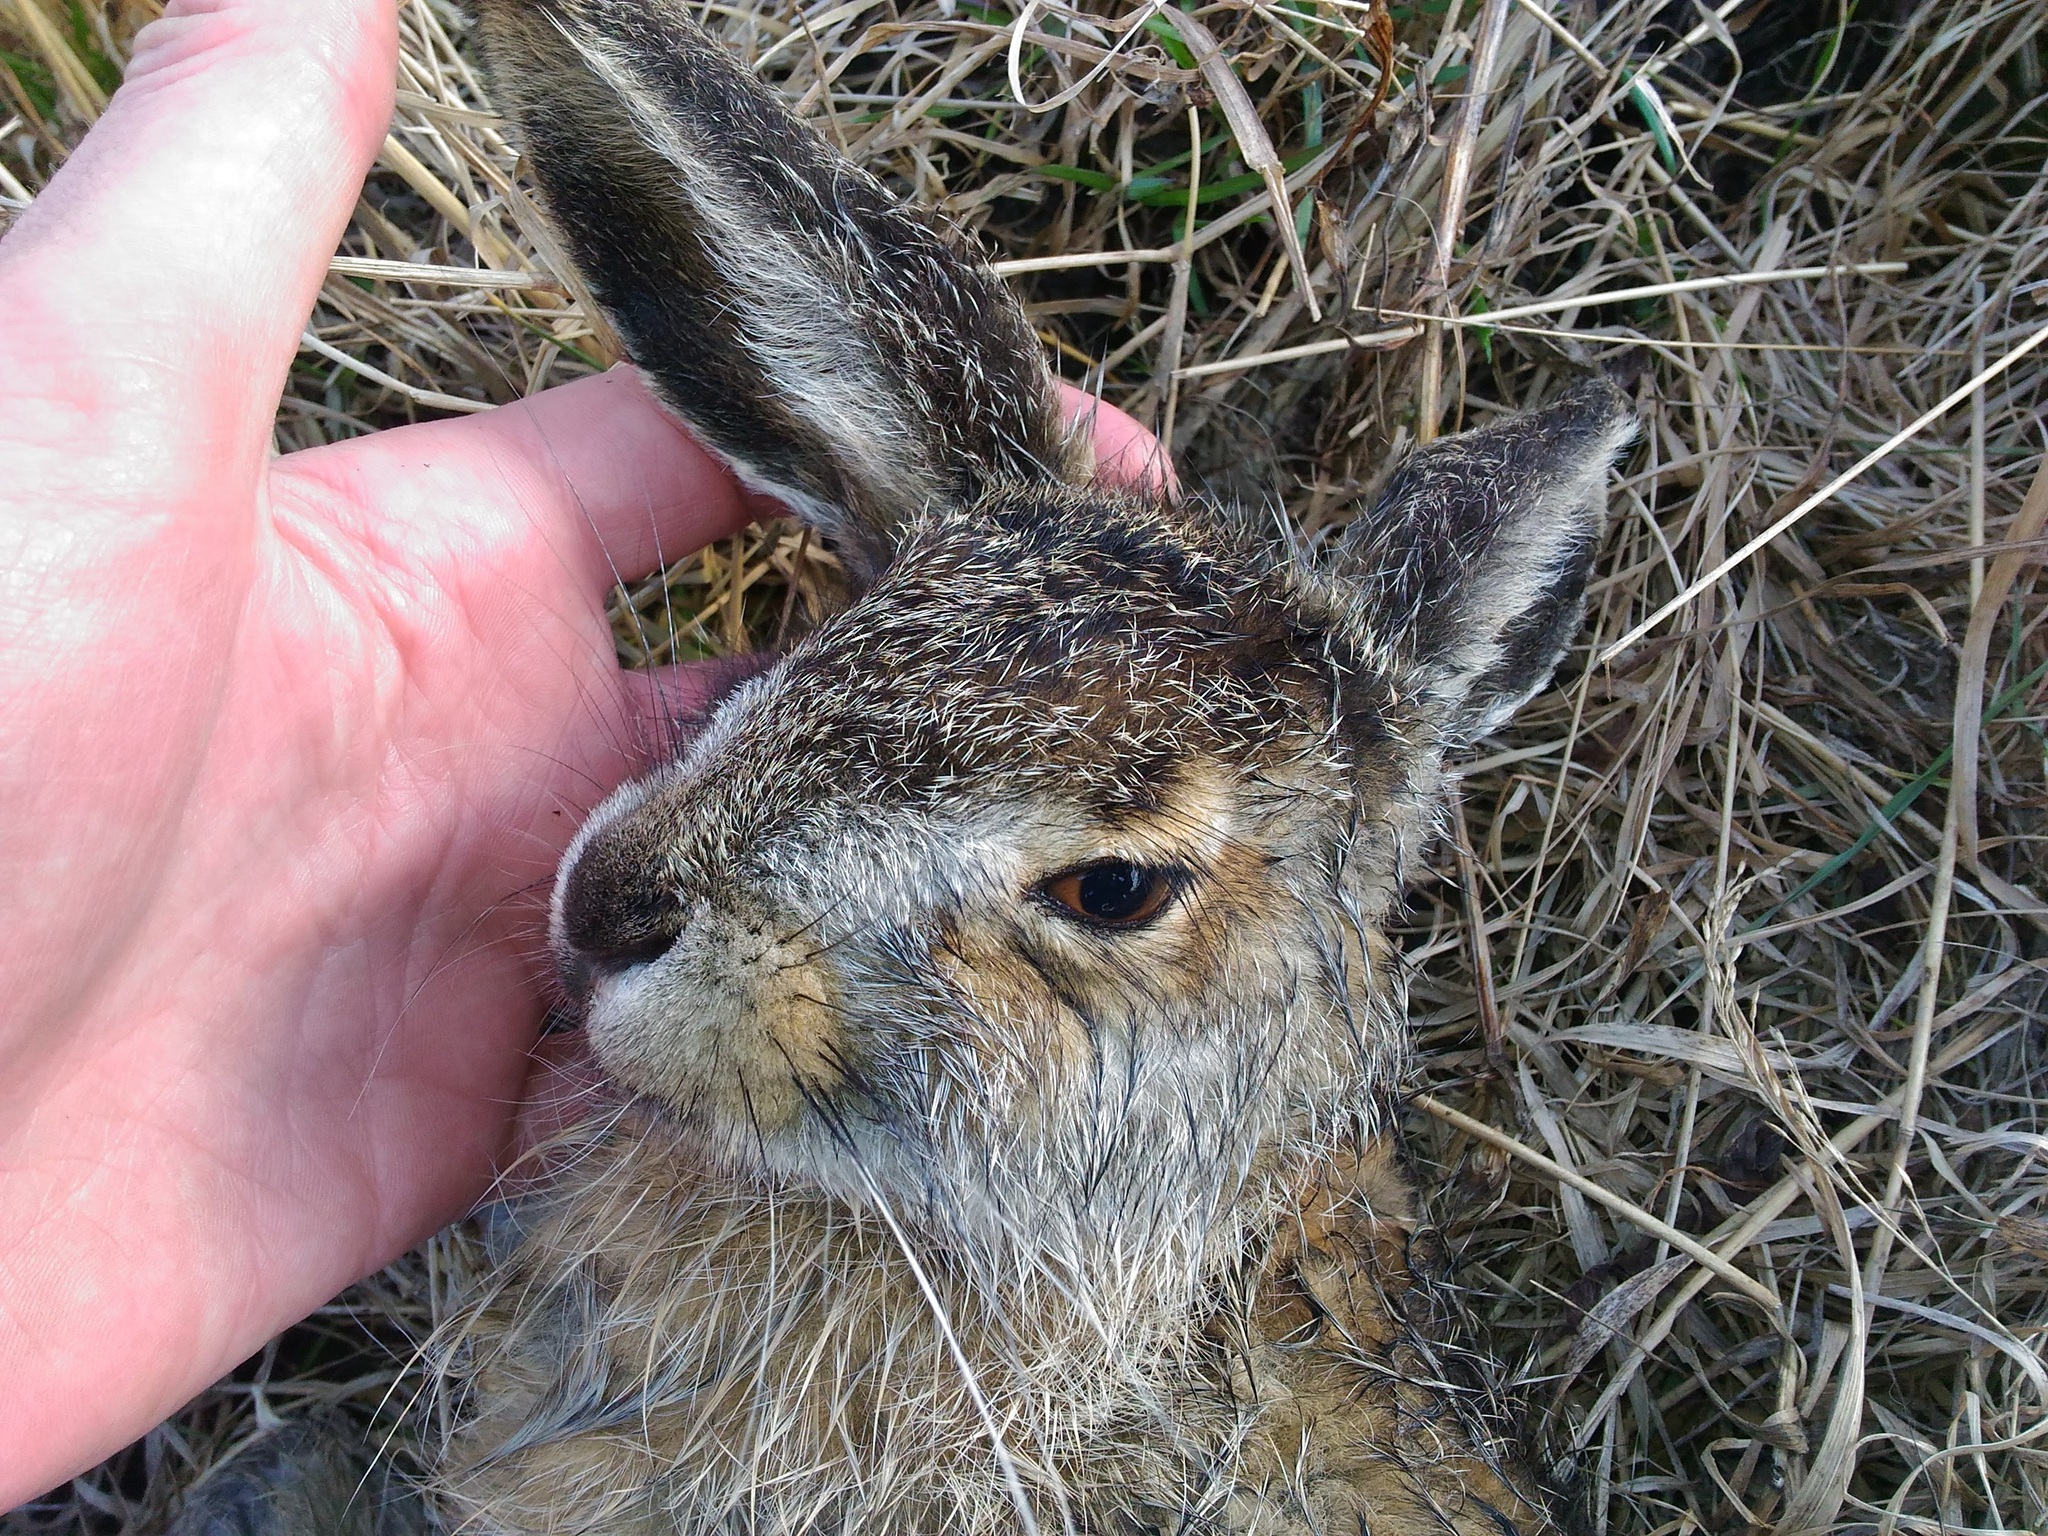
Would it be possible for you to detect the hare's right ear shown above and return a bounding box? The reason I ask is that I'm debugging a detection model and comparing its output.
[1334,377,1635,747]
[472,0,1076,579]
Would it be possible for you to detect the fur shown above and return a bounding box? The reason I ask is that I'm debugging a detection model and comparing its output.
[441,1130,1559,1536]
[445,1,1638,1530]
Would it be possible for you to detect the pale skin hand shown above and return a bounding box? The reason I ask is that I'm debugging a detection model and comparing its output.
[0,0,1161,1501]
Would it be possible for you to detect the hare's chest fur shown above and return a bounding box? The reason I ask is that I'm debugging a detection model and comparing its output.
[438,1128,1558,1536]
[440,1126,1203,1534]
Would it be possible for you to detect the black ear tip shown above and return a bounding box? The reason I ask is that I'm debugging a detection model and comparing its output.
[1549,371,1631,426]
[1529,374,1638,469]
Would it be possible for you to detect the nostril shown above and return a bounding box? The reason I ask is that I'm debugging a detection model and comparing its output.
[584,931,677,977]
[555,928,673,1015]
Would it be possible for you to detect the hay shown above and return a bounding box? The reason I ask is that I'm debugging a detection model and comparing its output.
[3,0,2044,1532]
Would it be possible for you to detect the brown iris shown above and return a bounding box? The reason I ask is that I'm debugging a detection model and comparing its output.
[1038,860,1177,928]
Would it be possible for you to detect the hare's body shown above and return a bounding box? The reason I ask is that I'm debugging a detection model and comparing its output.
[445,1124,1551,1536]
[445,1,1636,1529]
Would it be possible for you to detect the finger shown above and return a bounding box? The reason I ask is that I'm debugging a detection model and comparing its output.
[479,373,1175,584]
[274,368,768,599]
[0,0,396,497]
[280,369,1174,610]
[1057,383,1178,497]
[471,367,781,584]
[628,654,775,747]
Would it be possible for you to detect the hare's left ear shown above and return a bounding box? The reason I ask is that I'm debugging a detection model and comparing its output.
[472,0,1075,581]
[1335,377,1636,746]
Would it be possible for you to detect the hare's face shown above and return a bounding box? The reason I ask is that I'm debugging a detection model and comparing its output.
[557,492,1419,1234]
[481,0,1633,1267]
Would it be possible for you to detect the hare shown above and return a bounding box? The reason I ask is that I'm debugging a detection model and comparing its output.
[439,1,1637,1532]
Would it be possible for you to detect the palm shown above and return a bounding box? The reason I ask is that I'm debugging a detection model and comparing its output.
[0,0,1158,1501]
[4,300,757,1488]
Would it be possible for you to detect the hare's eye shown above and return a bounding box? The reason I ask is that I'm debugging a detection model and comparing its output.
[1038,861,1176,929]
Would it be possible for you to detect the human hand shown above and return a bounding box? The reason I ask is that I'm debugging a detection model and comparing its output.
[0,0,1161,1500]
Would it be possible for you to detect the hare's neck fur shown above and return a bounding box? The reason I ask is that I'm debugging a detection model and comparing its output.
[444,1118,1316,1533]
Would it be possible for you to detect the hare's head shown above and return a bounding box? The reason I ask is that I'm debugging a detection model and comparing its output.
[479,0,1633,1273]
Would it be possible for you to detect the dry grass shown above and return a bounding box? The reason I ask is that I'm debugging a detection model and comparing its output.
[4,0,2045,1532]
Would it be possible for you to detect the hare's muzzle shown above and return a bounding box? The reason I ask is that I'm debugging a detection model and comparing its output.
[549,791,859,1160]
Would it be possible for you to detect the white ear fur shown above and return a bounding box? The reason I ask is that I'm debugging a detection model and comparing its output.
[1334,377,1636,746]
[1426,407,1637,739]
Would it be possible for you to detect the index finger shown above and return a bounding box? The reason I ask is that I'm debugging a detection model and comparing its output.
[285,369,1174,605]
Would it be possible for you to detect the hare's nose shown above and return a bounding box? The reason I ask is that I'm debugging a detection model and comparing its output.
[558,825,682,991]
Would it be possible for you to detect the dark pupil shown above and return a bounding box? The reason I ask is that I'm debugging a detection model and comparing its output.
[1076,862,1152,921]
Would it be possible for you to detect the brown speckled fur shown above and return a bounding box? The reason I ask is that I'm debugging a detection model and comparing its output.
[442,1,1636,1530]
[1209,1139,1560,1535]
[441,1126,1560,1536]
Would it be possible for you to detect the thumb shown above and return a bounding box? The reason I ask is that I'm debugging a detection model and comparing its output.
[0,0,397,508]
